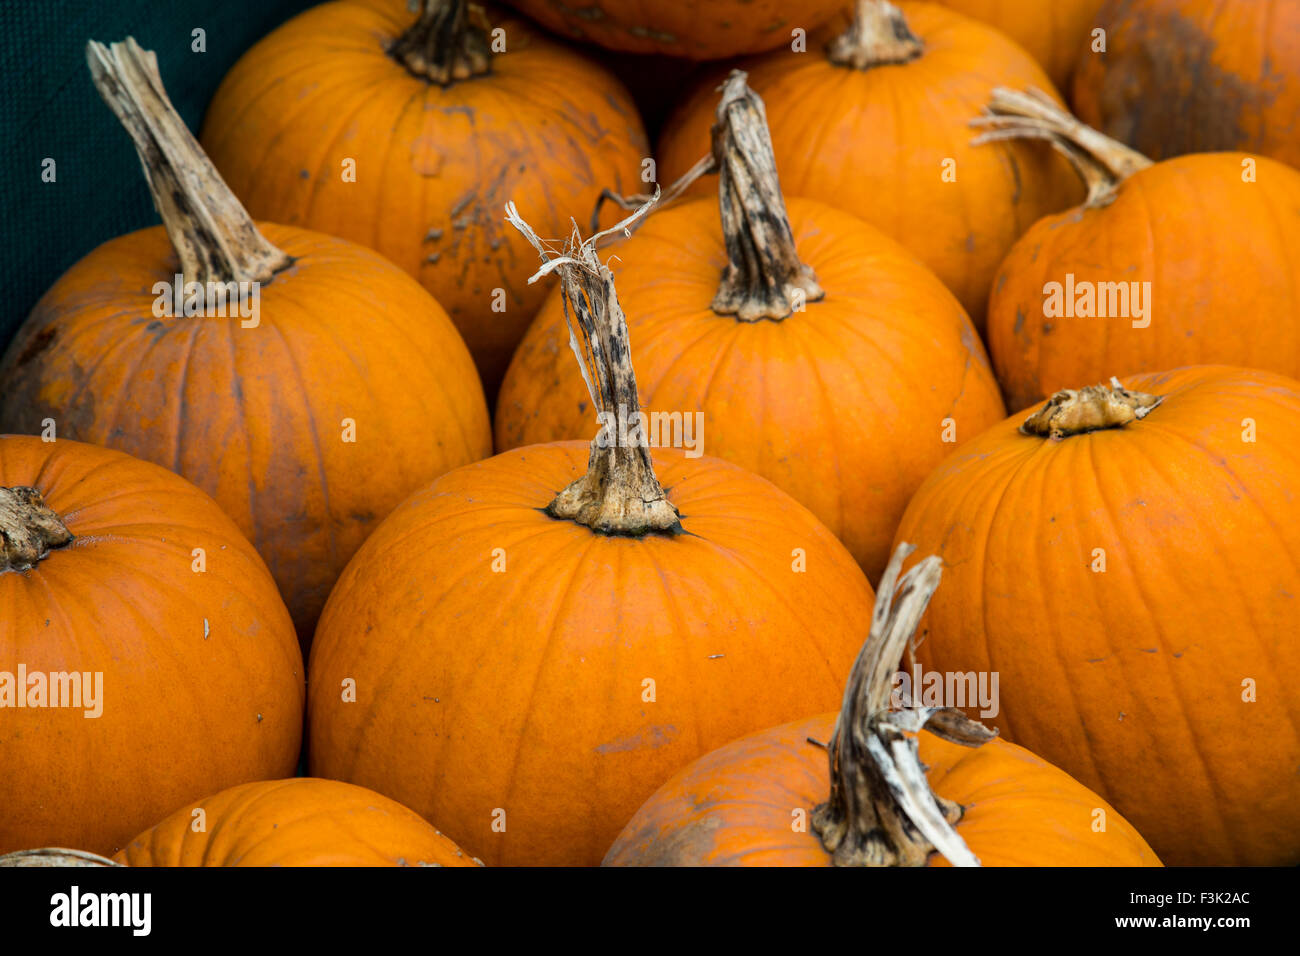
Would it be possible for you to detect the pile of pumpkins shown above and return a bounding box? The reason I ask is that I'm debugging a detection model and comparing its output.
[1,0,1297,869]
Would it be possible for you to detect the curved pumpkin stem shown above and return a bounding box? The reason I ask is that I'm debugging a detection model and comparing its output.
[811,543,997,867]
[0,486,74,573]
[391,0,492,85]
[505,199,682,536]
[711,71,825,322]
[971,87,1153,207]
[827,0,923,70]
[0,848,121,867]
[1020,376,1163,440]
[86,38,291,286]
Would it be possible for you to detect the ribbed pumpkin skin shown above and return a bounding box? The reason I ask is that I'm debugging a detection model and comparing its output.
[892,366,1300,866]
[1073,0,1300,168]
[0,436,303,857]
[0,224,491,641]
[935,0,1105,91]
[200,0,649,396]
[114,778,476,867]
[988,153,1300,413]
[657,3,1083,326]
[505,0,845,58]
[309,442,876,866]
[496,197,1006,582]
[605,714,1162,865]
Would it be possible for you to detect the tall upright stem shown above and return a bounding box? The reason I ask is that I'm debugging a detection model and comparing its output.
[86,38,291,286]
[711,72,824,322]
[812,543,997,867]
[506,200,681,536]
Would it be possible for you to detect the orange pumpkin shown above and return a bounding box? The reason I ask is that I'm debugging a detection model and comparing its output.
[113,778,479,867]
[200,0,649,397]
[0,39,491,643]
[892,368,1300,866]
[498,73,1005,582]
[308,204,876,866]
[976,88,1300,412]
[935,0,1105,91]
[657,0,1083,325]
[0,435,303,857]
[606,546,1162,866]
[504,0,846,58]
[1074,0,1300,168]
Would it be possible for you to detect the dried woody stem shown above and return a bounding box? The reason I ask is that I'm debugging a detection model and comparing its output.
[0,486,74,573]
[811,543,997,867]
[86,38,291,287]
[710,72,824,321]
[827,0,924,69]
[1020,376,1164,441]
[971,87,1153,207]
[593,72,822,321]
[505,197,682,536]
[390,0,492,85]
[0,848,120,867]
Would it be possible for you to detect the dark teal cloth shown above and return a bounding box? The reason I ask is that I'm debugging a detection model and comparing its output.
[0,0,317,353]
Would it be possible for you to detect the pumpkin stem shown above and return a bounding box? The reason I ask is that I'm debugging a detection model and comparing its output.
[390,0,492,85]
[86,38,291,286]
[0,486,74,573]
[828,0,924,69]
[505,198,683,536]
[710,71,825,322]
[0,848,121,867]
[811,543,997,867]
[971,87,1153,207]
[1020,376,1163,440]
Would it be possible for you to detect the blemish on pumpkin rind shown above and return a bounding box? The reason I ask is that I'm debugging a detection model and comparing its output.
[14,326,58,367]
[1006,152,1023,205]
[607,814,721,867]
[594,724,679,754]
[1085,8,1275,159]
[409,137,444,176]
[627,26,676,43]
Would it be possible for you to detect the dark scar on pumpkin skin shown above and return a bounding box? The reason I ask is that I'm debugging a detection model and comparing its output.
[15,326,58,367]
[1090,9,1275,157]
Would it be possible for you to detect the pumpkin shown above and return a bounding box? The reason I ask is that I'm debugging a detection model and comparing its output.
[0,434,303,857]
[891,368,1300,866]
[1073,0,1300,169]
[0,39,491,643]
[606,545,1162,866]
[111,778,479,867]
[975,88,1300,412]
[656,0,1083,326]
[935,0,1105,92]
[497,73,1005,582]
[199,0,649,397]
[308,202,877,866]
[504,0,846,58]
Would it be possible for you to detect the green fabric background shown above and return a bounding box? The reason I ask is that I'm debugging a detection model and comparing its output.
[0,0,317,354]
